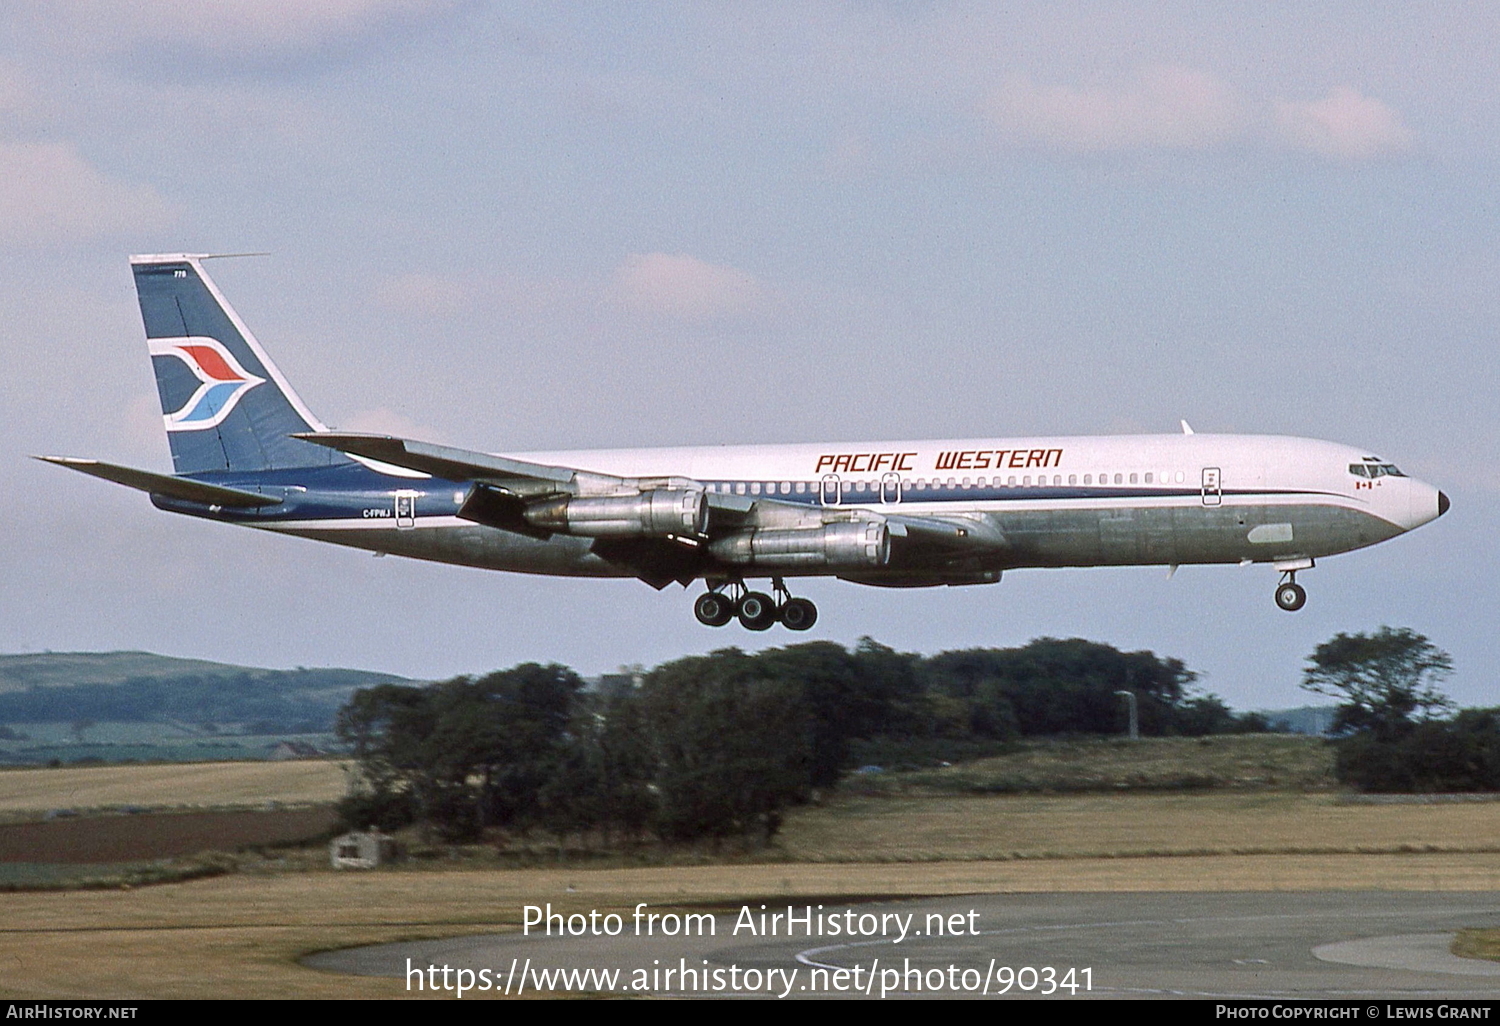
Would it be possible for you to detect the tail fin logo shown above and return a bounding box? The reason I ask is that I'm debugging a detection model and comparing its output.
[147,336,265,431]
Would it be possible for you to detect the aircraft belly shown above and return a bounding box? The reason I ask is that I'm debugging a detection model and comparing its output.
[273,522,630,577]
[261,501,1398,580]
[993,502,1400,569]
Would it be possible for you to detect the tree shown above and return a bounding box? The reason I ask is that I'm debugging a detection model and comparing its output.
[641,650,812,844]
[1300,627,1454,741]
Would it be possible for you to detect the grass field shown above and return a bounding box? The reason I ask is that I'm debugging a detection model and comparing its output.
[0,759,349,815]
[849,734,1336,795]
[3,740,1499,999]
[4,851,1500,999]
[777,791,1500,861]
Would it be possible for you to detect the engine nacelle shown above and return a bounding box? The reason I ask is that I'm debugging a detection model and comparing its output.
[707,522,891,568]
[524,489,708,538]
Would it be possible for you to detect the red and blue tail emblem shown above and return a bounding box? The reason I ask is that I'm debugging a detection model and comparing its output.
[147,336,265,431]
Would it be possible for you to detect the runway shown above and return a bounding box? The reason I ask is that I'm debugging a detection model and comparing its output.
[305,891,1500,998]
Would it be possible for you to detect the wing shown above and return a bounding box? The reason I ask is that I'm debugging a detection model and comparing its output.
[295,432,1009,586]
[291,433,580,492]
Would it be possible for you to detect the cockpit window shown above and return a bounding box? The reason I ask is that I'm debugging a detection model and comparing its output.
[1349,463,1406,479]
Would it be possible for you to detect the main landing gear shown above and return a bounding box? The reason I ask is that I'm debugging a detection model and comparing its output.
[1274,571,1308,612]
[694,578,817,631]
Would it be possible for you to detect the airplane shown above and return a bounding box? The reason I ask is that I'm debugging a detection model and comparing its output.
[38,253,1449,631]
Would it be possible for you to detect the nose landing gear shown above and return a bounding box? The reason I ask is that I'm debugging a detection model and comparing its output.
[1274,572,1307,612]
[693,578,818,631]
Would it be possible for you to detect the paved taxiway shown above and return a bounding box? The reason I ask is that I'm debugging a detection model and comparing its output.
[306,891,1500,998]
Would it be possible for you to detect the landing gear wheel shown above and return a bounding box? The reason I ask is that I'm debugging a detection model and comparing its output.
[779,597,818,631]
[694,591,734,627]
[1275,582,1307,612]
[736,591,778,631]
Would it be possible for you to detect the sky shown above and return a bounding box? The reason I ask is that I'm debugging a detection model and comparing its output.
[2,2,1496,711]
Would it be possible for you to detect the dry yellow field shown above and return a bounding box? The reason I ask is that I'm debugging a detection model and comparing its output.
[5,853,1500,1000]
[778,792,1500,861]
[0,759,349,814]
[4,791,1500,999]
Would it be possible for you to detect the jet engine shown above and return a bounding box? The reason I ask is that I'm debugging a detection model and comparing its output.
[707,521,890,567]
[524,489,708,538]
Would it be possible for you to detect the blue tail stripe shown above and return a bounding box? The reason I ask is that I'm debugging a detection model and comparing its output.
[132,258,348,474]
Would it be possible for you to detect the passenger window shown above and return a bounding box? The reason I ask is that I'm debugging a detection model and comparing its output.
[1145,472,1153,484]
[1069,475,1077,485]
[735,482,746,495]
[1129,473,1138,484]
[1023,476,1031,486]
[1083,474,1091,485]
[1008,476,1017,486]
[795,481,806,494]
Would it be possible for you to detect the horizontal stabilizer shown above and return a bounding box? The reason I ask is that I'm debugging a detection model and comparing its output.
[293,433,576,488]
[34,457,281,508]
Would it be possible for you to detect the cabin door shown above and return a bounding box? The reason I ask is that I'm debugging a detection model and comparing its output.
[1201,467,1222,507]
[395,490,417,528]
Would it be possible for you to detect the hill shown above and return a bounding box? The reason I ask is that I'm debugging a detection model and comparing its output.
[0,652,412,761]
[0,651,266,693]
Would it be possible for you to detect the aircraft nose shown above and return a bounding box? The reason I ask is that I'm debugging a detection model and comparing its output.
[1438,490,1450,517]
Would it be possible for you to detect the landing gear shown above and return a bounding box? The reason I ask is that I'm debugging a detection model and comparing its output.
[693,578,819,630]
[780,597,817,631]
[1274,574,1307,612]
[693,591,735,627]
[737,591,778,631]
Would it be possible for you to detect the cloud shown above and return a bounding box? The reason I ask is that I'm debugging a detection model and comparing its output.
[610,253,770,323]
[1273,87,1414,160]
[980,66,1414,162]
[982,65,1246,152]
[0,141,175,243]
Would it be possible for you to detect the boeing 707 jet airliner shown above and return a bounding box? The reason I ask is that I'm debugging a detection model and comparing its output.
[40,255,1449,630]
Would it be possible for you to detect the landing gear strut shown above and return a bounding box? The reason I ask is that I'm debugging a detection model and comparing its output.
[1274,572,1307,612]
[693,578,818,631]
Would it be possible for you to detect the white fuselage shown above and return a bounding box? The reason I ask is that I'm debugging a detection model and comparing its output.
[258,431,1443,586]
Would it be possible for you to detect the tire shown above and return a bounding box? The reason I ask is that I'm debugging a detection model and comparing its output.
[779,597,818,631]
[1275,582,1307,612]
[736,591,777,631]
[693,592,734,627]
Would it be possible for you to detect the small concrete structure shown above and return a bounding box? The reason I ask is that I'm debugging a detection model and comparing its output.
[329,829,396,870]
[269,740,323,761]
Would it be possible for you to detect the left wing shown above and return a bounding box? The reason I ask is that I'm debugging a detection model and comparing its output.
[296,432,1009,585]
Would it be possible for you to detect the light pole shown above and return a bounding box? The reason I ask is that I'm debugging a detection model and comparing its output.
[1114,690,1139,740]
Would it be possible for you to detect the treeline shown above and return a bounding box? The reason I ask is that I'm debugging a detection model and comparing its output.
[1299,626,1500,793]
[0,668,403,733]
[337,637,1266,844]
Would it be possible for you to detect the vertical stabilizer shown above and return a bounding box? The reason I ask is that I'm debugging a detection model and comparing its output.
[131,255,348,474]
